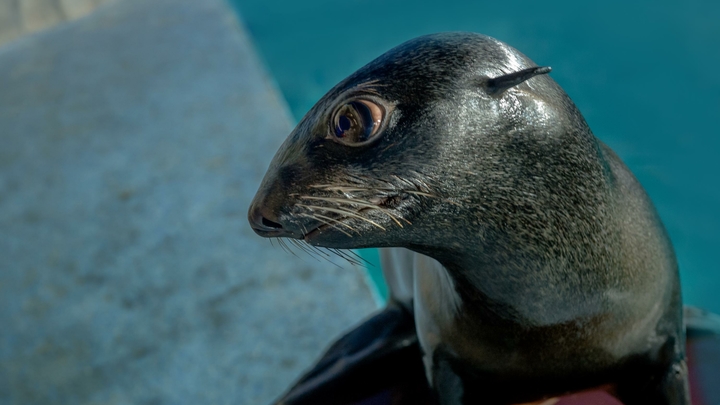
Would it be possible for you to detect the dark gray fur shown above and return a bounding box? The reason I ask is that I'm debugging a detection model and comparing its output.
[249,33,688,404]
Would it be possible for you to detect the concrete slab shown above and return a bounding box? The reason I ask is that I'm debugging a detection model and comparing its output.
[0,0,117,47]
[0,0,375,404]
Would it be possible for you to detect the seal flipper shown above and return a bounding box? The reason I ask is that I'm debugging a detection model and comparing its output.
[611,333,690,405]
[273,300,432,405]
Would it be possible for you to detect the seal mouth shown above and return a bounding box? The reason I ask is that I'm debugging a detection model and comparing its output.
[301,205,380,244]
[297,194,409,245]
[302,213,357,243]
[302,223,332,242]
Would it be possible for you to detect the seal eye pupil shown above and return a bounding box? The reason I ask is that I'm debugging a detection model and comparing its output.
[331,100,384,145]
[338,115,352,135]
[334,105,362,140]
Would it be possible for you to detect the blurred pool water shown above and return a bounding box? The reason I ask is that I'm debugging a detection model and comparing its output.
[230,0,720,313]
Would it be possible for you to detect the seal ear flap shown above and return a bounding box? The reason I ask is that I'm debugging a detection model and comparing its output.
[484,66,552,95]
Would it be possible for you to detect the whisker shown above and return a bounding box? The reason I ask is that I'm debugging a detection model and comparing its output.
[277,238,302,261]
[288,238,322,263]
[311,245,363,267]
[328,248,367,267]
[402,190,436,198]
[299,196,405,228]
[297,213,355,237]
[262,216,375,269]
[276,238,285,253]
[345,173,368,185]
[310,184,437,199]
[276,238,290,254]
[310,184,390,193]
[442,198,465,207]
[300,242,344,269]
[391,175,415,189]
[309,212,357,232]
[276,237,346,269]
[299,222,309,235]
[343,249,370,266]
[318,246,359,265]
[297,204,386,231]
[312,215,356,237]
[310,185,373,193]
[305,245,335,261]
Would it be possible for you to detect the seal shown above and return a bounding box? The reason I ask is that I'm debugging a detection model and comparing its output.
[248,32,689,405]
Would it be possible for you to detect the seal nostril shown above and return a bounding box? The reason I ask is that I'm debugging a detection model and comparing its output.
[261,217,283,229]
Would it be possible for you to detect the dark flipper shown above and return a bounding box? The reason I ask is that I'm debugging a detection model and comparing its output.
[273,300,433,405]
[606,307,720,405]
[611,341,688,405]
[273,305,720,405]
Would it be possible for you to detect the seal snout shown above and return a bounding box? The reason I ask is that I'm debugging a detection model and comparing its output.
[248,203,295,238]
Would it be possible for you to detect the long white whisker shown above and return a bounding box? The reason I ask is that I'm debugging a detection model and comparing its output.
[297,204,386,231]
[299,196,405,228]
[297,213,354,237]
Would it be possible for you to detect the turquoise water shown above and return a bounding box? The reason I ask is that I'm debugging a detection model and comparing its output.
[232,0,720,313]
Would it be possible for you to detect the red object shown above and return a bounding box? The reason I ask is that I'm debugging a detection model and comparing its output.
[555,391,623,405]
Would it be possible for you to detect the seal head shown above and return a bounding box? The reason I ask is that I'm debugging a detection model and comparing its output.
[250,34,567,252]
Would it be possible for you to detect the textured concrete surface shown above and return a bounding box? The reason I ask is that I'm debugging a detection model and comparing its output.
[0,0,375,404]
[0,0,116,47]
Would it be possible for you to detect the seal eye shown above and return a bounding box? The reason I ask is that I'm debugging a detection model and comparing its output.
[330,99,384,145]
